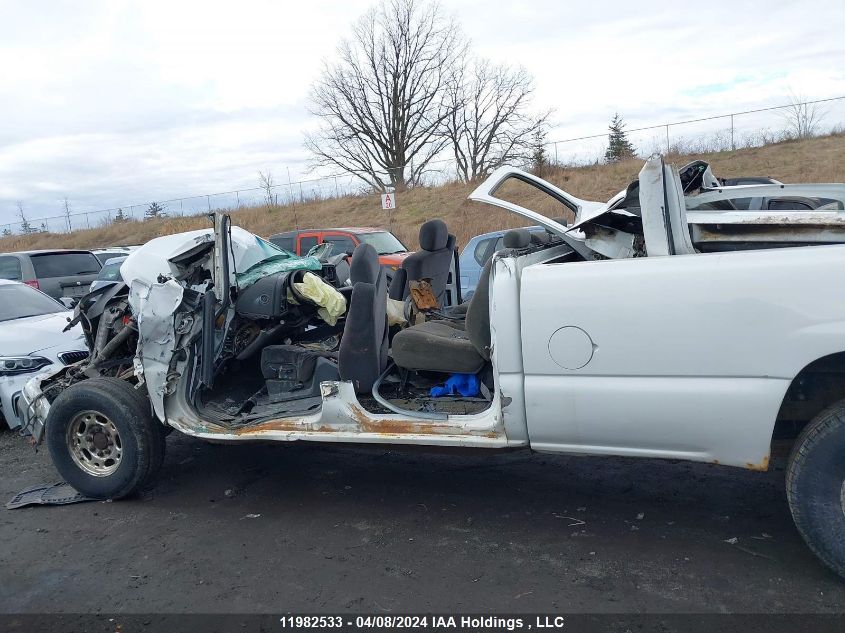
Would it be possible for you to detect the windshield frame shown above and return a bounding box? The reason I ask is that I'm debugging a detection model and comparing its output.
[356,231,408,255]
[0,283,65,322]
[30,251,103,278]
[97,258,127,282]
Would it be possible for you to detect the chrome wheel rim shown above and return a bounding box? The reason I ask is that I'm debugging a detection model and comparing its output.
[66,410,122,477]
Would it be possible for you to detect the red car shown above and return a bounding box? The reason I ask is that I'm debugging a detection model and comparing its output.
[268,227,412,271]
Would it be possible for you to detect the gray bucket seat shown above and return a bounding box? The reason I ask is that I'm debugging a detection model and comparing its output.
[391,229,531,374]
[339,244,388,393]
[389,219,456,307]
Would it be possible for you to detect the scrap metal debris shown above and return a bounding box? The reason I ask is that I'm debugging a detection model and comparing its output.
[553,514,586,527]
[6,482,93,509]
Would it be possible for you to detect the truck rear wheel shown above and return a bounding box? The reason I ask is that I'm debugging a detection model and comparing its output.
[46,378,166,500]
[786,399,845,578]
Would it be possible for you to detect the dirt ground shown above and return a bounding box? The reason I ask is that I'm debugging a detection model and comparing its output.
[1,427,844,614]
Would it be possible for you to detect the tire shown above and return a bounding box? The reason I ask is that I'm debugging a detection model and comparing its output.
[46,378,166,500]
[786,398,845,578]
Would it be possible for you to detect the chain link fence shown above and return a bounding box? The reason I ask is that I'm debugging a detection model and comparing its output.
[3,96,844,237]
[547,96,845,166]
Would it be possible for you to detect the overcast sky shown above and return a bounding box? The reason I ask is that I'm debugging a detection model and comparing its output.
[1,0,844,225]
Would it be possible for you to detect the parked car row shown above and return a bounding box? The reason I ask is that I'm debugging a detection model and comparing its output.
[0,246,138,429]
[0,246,139,300]
[0,280,89,429]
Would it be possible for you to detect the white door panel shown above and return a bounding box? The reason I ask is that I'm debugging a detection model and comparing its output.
[525,375,785,467]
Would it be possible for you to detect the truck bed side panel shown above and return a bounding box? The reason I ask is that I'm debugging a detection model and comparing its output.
[519,245,845,467]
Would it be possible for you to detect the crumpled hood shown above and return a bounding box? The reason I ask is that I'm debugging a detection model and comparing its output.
[0,312,86,357]
[121,226,288,288]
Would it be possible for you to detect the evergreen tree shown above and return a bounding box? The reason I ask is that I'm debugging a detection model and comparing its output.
[40,222,48,233]
[114,208,129,223]
[605,113,636,162]
[17,202,36,234]
[2,228,11,237]
[145,202,165,219]
[530,126,549,175]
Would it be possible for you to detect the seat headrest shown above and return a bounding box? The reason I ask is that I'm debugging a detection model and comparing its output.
[503,229,531,249]
[349,243,380,284]
[419,219,449,251]
[530,232,550,246]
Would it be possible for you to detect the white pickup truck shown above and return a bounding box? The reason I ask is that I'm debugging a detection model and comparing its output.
[20,155,845,578]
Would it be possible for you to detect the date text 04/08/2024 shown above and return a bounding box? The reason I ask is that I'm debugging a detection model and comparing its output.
[278,616,568,630]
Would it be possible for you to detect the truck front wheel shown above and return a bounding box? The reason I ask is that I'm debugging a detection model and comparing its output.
[786,399,845,578]
[46,378,166,500]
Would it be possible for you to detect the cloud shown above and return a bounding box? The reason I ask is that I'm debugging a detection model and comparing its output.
[1,0,844,225]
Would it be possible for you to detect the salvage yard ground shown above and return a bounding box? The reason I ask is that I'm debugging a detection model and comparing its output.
[1,429,843,613]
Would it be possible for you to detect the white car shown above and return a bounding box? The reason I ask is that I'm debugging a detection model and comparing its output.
[21,155,845,579]
[0,280,88,429]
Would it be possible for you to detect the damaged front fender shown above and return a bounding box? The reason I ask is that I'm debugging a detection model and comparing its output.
[129,278,185,421]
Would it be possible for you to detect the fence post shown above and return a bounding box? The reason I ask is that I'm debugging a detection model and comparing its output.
[730,114,735,151]
[554,142,558,165]
[334,176,340,198]
[86,213,90,229]
[236,191,240,207]
[665,125,670,154]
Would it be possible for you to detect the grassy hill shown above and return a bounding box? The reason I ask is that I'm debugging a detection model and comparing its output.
[2,133,844,254]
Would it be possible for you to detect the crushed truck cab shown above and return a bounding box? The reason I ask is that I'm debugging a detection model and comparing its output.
[21,155,845,579]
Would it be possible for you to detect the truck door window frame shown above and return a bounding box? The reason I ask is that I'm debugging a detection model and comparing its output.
[297,233,319,254]
[321,232,357,256]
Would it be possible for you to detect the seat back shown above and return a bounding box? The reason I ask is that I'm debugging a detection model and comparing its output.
[389,219,456,306]
[338,244,388,393]
[465,229,531,361]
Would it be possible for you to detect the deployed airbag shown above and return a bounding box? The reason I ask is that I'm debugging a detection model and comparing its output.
[293,272,347,326]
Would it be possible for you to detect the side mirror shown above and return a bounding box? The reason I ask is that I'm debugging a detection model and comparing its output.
[58,297,77,309]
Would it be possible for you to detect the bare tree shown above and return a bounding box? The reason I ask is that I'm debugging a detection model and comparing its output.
[305,0,467,191]
[782,91,825,140]
[258,171,278,209]
[63,197,72,231]
[446,59,549,182]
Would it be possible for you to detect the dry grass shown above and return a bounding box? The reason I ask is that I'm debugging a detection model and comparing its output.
[3,133,844,253]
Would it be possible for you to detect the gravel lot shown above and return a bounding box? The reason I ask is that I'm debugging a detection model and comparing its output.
[1,427,844,614]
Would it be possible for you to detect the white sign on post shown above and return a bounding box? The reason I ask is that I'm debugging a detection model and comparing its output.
[381,192,396,210]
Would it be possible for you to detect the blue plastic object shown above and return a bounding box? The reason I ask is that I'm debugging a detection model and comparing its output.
[430,373,480,398]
